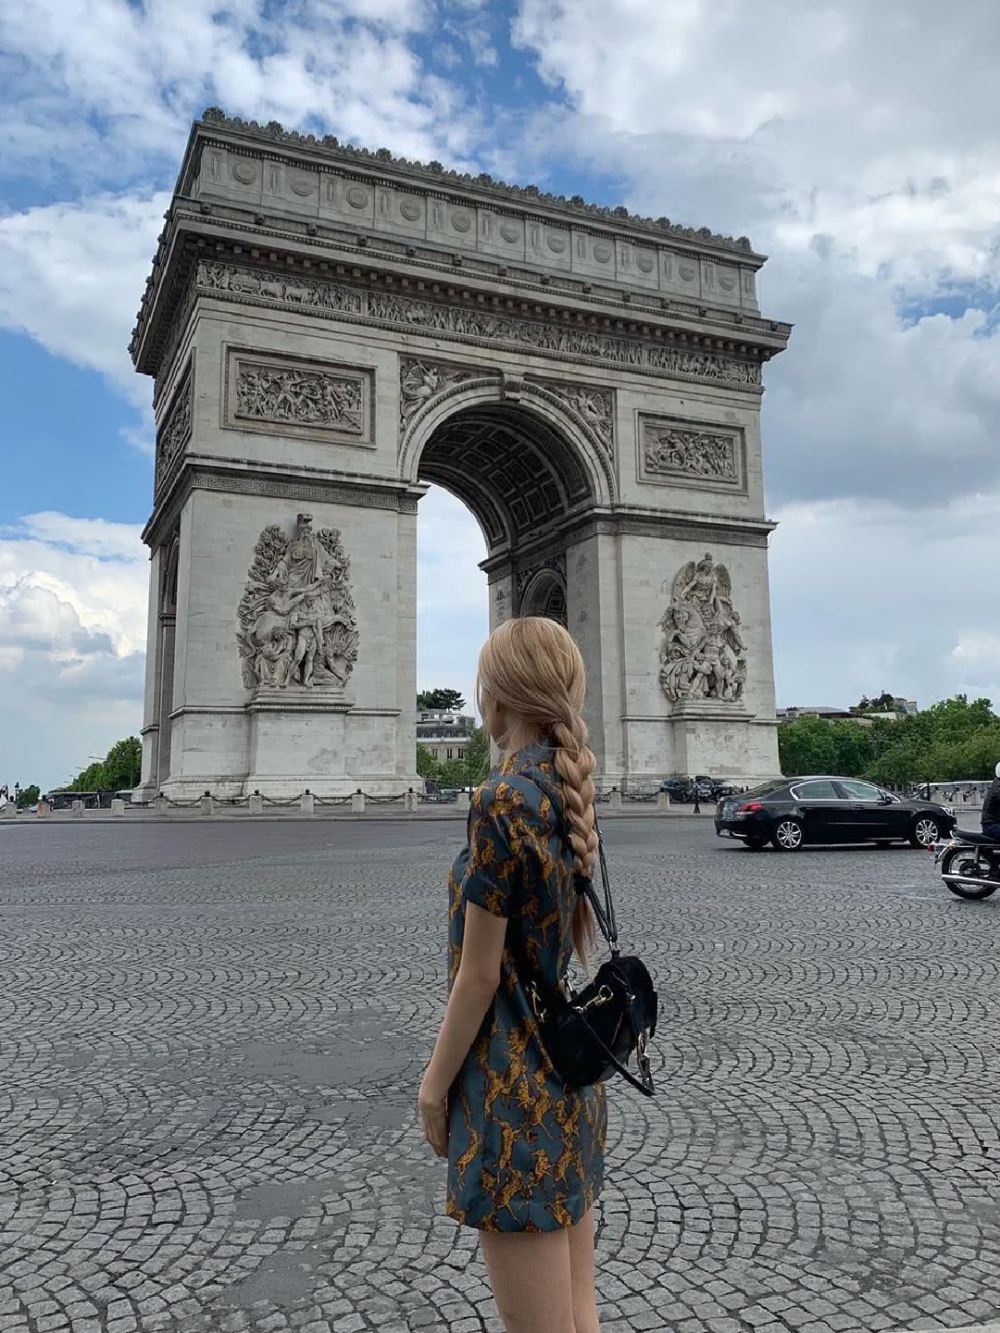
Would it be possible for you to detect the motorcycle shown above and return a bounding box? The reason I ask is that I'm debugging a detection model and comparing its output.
[933,828,1000,900]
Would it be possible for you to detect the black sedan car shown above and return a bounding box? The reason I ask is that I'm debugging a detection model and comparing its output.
[715,776,956,851]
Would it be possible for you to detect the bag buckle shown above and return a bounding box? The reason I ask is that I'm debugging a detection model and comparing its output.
[527,981,548,1024]
[574,984,613,1014]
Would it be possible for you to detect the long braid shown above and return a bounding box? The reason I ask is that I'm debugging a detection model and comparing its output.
[551,712,599,966]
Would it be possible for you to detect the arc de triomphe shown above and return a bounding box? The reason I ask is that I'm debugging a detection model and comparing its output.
[132,109,790,800]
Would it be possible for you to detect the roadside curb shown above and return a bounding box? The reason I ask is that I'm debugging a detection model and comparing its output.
[0,808,720,828]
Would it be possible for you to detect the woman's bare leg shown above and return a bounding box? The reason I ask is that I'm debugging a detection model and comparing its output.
[567,1205,601,1333]
[479,1227,576,1333]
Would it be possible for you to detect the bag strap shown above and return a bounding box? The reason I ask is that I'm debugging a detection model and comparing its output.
[573,818,619,954]
[574,1005,655,1097]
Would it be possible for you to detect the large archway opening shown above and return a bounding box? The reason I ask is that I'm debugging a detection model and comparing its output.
[414,402,596,753]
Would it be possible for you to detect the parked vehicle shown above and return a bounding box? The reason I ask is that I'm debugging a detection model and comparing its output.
[660,777,695,803]
[932,828,1000,900]
[715,776,956,851]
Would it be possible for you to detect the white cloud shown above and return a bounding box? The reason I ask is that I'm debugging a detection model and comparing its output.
[0,0,482,187]
[0,191,168,407]
[770,494,1000,711]
[0,513,147,789]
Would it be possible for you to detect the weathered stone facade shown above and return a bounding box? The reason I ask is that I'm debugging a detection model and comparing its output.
[133,110,790,798]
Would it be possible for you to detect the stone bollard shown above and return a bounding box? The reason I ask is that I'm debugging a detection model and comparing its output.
[72,799,84,818]
[351,791,366,815]
[111,799,125,817]
[403,790,418,813]
[456,791,471,811]
[249,792,263,816]
[155,796,168,817]
[37,800,51,819]
[1,802,17,819]
[200,792,214,816]
[657,789,670,811]
[608,788,623,810]
[300,791,315,816]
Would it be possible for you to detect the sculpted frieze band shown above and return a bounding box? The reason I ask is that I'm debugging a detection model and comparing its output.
[194,261,762,392]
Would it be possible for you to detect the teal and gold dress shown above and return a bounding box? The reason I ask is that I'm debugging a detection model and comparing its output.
[445,742,607,1233]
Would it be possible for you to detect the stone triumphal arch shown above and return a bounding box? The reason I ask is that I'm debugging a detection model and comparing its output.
[132,109,790,799]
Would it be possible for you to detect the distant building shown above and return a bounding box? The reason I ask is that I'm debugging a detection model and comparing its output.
[417,710,475,763]
[777,706,854,722]
[778,698,919,727]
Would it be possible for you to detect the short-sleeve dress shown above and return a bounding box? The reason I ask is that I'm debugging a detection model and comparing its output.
[445,741,608,1233]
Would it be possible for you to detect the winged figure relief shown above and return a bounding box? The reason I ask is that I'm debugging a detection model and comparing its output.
[659,552,747,704]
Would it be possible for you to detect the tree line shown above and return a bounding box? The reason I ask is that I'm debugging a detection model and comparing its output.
[779,695,1000,785]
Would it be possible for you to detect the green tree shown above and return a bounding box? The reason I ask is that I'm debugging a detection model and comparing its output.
[438,758,469,788]
[417,688,466,712]
[778,715,838,776]
[102,737,141,789]
[416,745,440,779]
[463,726,492,785]
[64,736,142,793]
[15,784,40,809]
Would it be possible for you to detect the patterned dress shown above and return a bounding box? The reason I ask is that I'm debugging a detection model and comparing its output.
[445,742,608,1232]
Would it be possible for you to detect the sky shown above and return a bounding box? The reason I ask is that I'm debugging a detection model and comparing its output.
[1,0,999,790]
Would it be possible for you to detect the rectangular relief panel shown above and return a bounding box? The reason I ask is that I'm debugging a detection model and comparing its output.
[223,346,376,449]
[636,412,747,495]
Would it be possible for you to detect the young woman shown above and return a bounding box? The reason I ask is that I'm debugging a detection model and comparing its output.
[418,617,608,1333]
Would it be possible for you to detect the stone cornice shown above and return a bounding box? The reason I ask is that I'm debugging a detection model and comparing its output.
[142,457,417,549]
[479,508,776,573]
[193,108,759,257]
[133,206,792,384]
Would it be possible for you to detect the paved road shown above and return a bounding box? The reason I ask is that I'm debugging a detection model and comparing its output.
[2,819,1000,1333]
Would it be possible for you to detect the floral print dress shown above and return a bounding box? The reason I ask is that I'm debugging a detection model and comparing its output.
[445,742,607,1233]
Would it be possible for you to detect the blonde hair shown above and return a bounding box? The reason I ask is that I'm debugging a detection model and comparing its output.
[476,617,598,963]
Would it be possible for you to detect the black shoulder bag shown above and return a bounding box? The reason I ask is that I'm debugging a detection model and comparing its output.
[510,824,658,1097]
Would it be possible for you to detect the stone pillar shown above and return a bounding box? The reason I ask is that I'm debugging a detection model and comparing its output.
[300,792,315,816]
[608,788,622,810]
[155,796,168,816]
[351,791,365,814]
[200,793,213,816]
[111,799,125,817]
[37,800,51,819]
[249,793,264,816]
[403,790,418,813]
[456,791,471,811]
[71,800,83,818]
[1,803,17,819]
[657,789,670,810]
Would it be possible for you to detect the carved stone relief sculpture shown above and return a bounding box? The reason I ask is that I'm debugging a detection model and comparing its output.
[237,513,360,693]
[154,367,193,495]
[541,383,614,458]
[399,357,482,428]
[645,425,737,482]
[236,363,364,433]
[659,553,747,704]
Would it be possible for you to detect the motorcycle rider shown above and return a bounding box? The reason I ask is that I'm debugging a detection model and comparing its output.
[983,762,1000,840]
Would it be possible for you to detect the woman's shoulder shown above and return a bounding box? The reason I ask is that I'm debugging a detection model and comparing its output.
[473,766,559,828]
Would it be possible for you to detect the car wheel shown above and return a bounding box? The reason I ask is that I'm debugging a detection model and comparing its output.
[745,837,766,851]
[909,816,942,849]
[771,818,804,852]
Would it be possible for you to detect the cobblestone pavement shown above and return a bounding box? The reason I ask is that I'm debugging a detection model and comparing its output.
[3,819,1000,1333]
